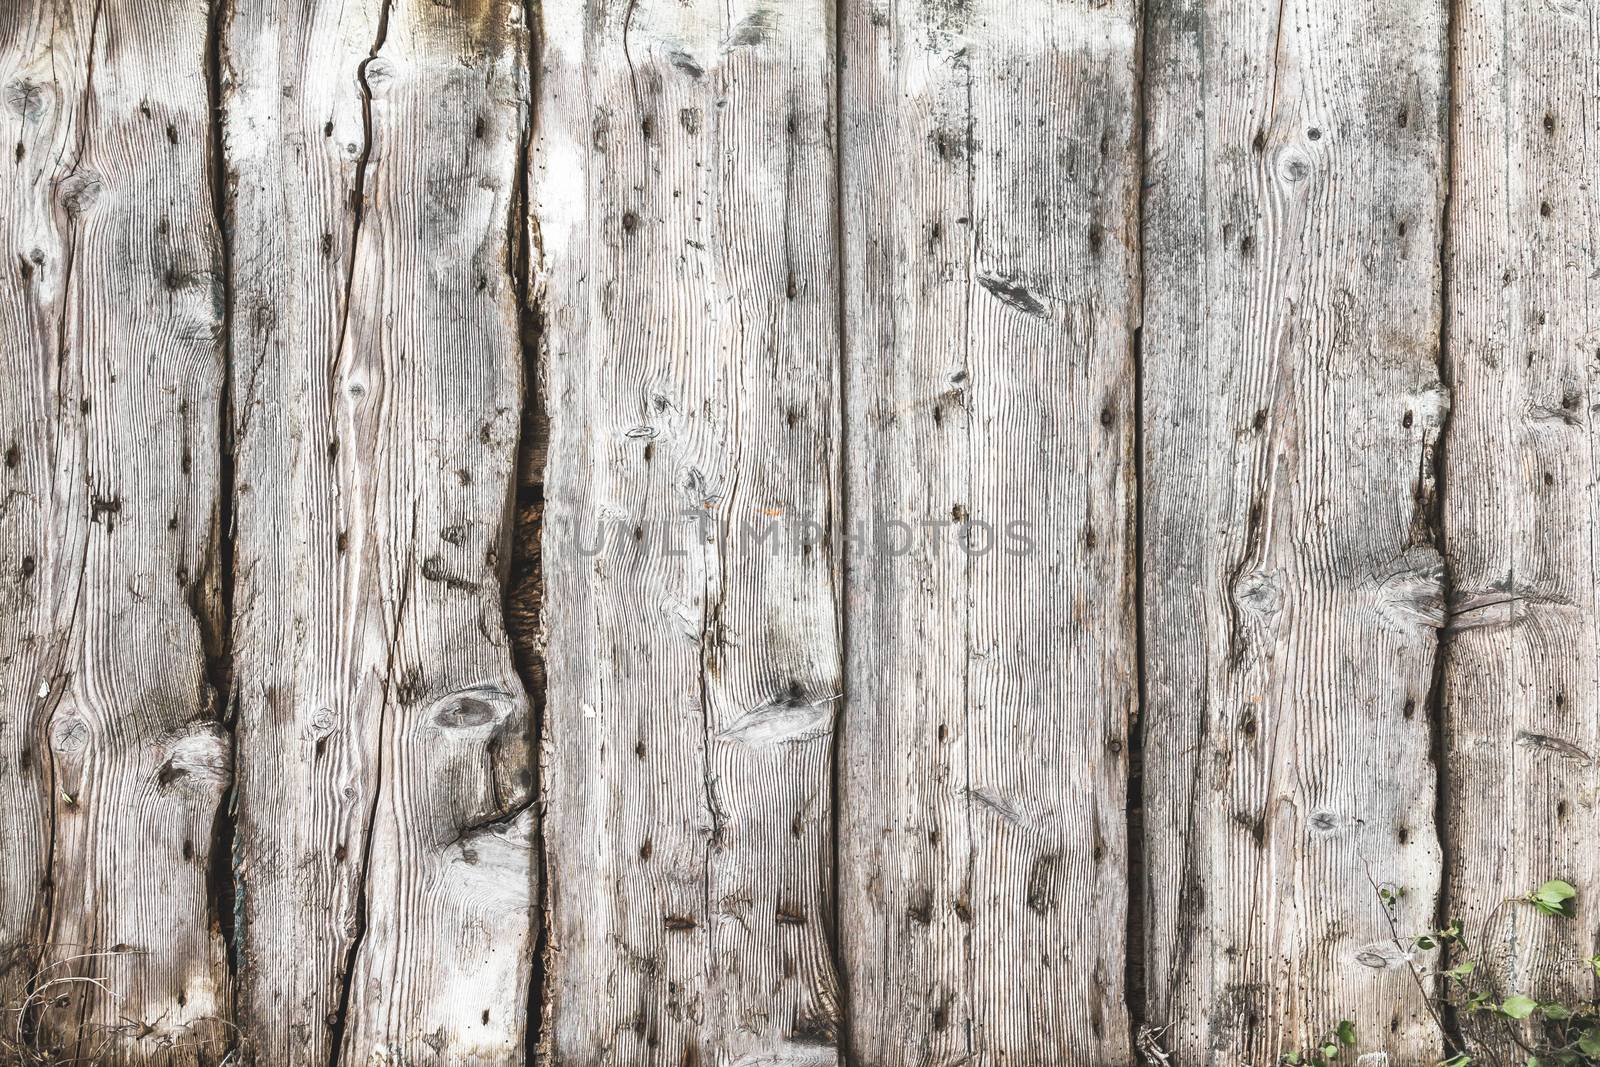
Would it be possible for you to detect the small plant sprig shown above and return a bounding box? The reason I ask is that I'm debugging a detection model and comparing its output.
[1375,875,1600,1067]
[1279,1020,1358,1066]
[1527,880,1580,918]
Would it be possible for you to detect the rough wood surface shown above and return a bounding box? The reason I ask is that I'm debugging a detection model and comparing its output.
[1139,0,1450,1061]
[531,2,844,1063]
[9,4,1600,1065]
[223,0,536,1063]
[0,1,231,1063]
[1443,0,1600,1051]
[836,2,1141,1064]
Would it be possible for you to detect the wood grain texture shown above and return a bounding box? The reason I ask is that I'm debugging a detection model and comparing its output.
[11,6,1600,1065]
[1140,0,1449,1061]
[531,2,844,1063]
[223,0,535,1062]
[0,1,231,1063]
[1443,0,1600,1051]
[836,2,1141,1064]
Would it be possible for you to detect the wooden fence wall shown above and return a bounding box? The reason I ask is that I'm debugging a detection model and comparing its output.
[0,0,1594,1064]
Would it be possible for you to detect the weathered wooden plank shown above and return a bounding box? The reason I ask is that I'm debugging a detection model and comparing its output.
[836,2,1141,1063]
[223,0,535,1062]
[0,1,231,1063]
[1443,0,1600,1051]
[1140,0,1449,1061]
[531,2,843,1063]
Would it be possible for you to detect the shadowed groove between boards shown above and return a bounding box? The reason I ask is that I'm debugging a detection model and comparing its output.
[1425,0,1462,1057]
[201,3,241,1062]
[1126,0,1152,1050]
[828,0,853,1062]
[511,0,549,1062]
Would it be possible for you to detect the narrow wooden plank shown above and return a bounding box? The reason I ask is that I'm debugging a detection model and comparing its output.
[1140,0,1449,1061]
[531,2,844,1063]
[223,1,535,1062]
[0,1,231,1063]
[1443,0,1600,1051]
[836,2,1141,1063]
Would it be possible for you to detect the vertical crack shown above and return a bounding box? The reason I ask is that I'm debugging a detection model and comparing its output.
[1126,0,1153,1058]
[202,0,241,1056]
[828,0,851,1062]
[23,1,99,1059]
[21,700,62,1060]
[509,0,549,1062]
[324,6,394,1064]
[1428,0,1461,1057]
[327,0,393,426]
[327,524,410,1067]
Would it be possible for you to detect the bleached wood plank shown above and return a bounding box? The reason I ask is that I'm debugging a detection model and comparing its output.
[1443,0,1600,1052]
[223,0,535,1062]
[0,1,231,1062]
[1140,0,1448,1061]
[835,2,1141,1063]
[531,2,844,1063]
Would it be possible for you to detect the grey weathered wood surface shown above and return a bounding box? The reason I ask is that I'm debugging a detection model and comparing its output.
[531,1,844,1064]
[1140,0,1450,1061]
[1,0,1596,1064]
[1443,0,1600,1055]
[836,1,1141,1064]
[225,0,535,1063]
[1,1,232,1063]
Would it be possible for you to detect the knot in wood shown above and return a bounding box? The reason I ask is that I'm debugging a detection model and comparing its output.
[430,685,515,733]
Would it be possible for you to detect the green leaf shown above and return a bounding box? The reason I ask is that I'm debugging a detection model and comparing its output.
[1500,994,1538,1019]
[1528,879,1579,917]
[1444,960,1476,980]
[1415,935,1437,950]
[1588,954,1600,978]
[1538,878,1577,898]
[1319,1042,1338,1059]
[1336,1020,1356,1047]
[1541,1002,1572,1020]
[1577,1027,1600,1058]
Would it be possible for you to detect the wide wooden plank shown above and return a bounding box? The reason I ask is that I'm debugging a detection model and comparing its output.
[0,1,231,1063]
[1443,0,1600,1051]
[223,1,535,1062]
[531,2,843,1063]
[1140,0,1449,1061]
[836,2,1141,1064]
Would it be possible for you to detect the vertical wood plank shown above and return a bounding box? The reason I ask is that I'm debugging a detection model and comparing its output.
[1,1,231,1062]
[224,0,535,1062]
[836,2,1141,1063]
[531,2,844,1063]
[1444,0,1600,1049]
[1140,0,1449,1061]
